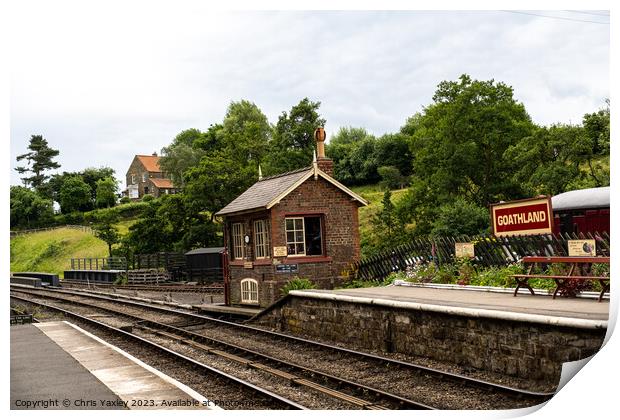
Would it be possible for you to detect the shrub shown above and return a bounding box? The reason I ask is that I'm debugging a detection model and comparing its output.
[119,196,130,204]
[142,194,154,202]
[280,277,317,295]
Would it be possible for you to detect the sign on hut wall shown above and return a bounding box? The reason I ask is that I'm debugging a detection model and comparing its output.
[490,197,553,237]
[568,239,596,257]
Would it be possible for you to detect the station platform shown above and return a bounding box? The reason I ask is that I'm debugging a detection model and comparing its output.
[11,321,217,410]
[291,283,609,324]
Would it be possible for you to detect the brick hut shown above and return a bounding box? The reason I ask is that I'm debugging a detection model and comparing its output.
[215,128,368,307]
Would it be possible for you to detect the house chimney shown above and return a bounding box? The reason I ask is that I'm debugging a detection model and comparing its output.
[152,151,158,156]
[314,127,334,176]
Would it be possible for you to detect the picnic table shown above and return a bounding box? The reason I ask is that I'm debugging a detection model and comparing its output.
[510,256,610,302]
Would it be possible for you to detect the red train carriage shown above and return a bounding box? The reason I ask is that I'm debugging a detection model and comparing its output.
[551,187,610,235]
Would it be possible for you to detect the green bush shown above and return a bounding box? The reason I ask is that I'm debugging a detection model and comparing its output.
[280,277,318,295]
[142,194,154,202]
[119,196,130,204]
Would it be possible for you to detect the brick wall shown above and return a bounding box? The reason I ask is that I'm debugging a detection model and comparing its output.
[259,296,606,385]
[226,176,362,307]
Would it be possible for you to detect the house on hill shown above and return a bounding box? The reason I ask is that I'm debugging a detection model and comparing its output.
[215,128,368,308]
[124,153,178,199]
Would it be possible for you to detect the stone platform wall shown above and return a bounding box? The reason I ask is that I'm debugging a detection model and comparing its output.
[257,295,606,385]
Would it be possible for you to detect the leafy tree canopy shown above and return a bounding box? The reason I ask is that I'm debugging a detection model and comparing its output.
[59,175,92,213]
[265,98,326,174]
[95,177,118,208]
[10,186,54,229]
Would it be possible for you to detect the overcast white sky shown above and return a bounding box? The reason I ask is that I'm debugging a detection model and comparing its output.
[8,3,610,187]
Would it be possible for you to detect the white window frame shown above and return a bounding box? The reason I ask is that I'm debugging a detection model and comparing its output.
[240,279,259,304]
[142,172,147,182]
[232,223,245,260]
[285,217,306,256]
[131,174,136,184]
[253,219,270,259]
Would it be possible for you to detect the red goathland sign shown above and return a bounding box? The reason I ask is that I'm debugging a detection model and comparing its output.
[490,197,553,237]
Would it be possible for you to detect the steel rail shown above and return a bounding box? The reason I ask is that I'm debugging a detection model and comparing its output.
[11,285,555,401]
[9,294,306,410]
[11,288,431,409]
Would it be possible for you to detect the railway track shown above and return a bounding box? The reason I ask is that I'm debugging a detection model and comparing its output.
[11,286,555,409]
[11,290,429,409]
[60,281,224,293]
[10,294,305,410]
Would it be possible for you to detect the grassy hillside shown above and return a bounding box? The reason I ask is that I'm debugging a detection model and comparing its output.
[10,217,138,277]
[10,227,109,276]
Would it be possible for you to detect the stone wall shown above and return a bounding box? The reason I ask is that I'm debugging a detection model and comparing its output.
[259,295,606,384]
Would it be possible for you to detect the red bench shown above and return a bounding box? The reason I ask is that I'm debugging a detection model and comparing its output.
[510,256,610,301]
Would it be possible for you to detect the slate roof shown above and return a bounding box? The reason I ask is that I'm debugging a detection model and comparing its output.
[215,167,312,216]
[552,187,610,211]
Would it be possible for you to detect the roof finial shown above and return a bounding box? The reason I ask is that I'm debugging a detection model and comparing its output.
[313,149,318,180]
[258,164,263,181]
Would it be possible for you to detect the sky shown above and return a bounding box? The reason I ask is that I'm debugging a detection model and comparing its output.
[8,4,610,188]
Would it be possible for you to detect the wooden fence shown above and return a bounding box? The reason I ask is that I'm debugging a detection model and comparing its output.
[351,231,610,281]
[71,257,127,271]
[10,225,93,237]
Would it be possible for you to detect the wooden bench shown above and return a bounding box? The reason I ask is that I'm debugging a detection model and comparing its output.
[510,256,610,301]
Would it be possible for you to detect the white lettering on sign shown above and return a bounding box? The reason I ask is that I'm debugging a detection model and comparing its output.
[496,211,547,226]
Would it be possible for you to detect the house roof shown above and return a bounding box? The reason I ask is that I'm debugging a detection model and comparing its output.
[150,178,175,189]
[215,165,368,216]
[552,187,610,211]
[135,155,162,172]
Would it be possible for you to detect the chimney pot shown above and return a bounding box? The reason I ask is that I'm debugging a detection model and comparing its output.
[314,127,326,159]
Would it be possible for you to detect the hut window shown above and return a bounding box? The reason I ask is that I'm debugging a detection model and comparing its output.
[142,172,147,182]
[131,174,136,184]
[254,219,270,259]
[232,223,245,259]
[285,216,322,256]
[240,279,258,304]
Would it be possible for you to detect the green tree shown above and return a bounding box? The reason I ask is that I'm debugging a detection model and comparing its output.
[374,133,413,178]
[15,135,61,190]
[265,98,326,174]
[326,127,377,184]
[95,177,118,208]
[378,165,406,190]
[93,214,121,257]
[10,186,54,229]
[399,74,534,234]
[430,198,489,237]
[59,175,92,213]
[504,124,584,196]
[81,167,116,201]
[159,128,207,186]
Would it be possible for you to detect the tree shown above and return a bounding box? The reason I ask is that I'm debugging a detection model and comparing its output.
[10,186,54,229]
[81,167,116,201]
[399,74,534,234]
[159,128,207,186]
[93,214,121,257]
[265,98,326,174]
[15,135,61,189]
[59,175,92,213]
[95,177,118,208]
[504,124,584,196]
[378,166,406,190]
[183,101,270,219]
[430,198,489,237]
